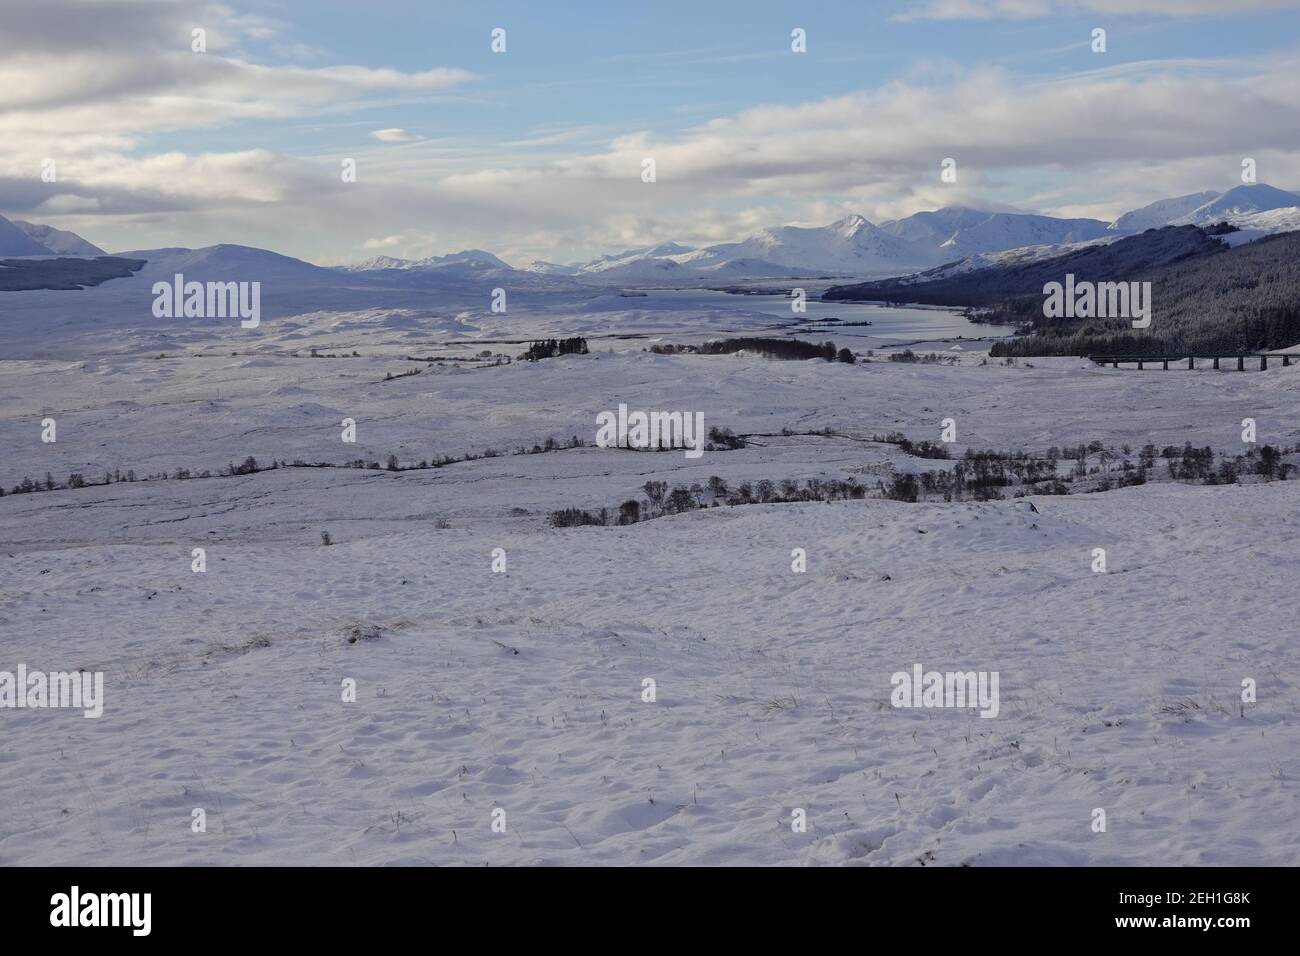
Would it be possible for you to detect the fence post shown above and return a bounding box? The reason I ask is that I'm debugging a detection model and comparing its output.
[1188,356,1194,370]
[1213,356,1220,370]
[1238,356,1245,371]
[1261,355,1268,371]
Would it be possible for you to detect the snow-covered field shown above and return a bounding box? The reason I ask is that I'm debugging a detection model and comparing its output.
[2,300,1299,866]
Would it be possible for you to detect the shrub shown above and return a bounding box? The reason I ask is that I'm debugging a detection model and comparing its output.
[521,337,589,361]
[550,508,605,528]
[707,426,746,450]
[666,486,697,513]
[884,474,920,502]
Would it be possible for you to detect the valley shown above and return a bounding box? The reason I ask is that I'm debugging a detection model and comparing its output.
[2,301,1299,864]
[3,179,1300,868]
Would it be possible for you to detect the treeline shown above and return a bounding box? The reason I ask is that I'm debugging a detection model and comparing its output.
[990,230,1300,357]
[887,349,957,365]
[651,338,855,363]
[0,256,145,292]
[824,223,1300,356]
[1,434,598,497]
[520,337,589,361]
[822,226,1221,308]
[547,437,1297,526]
[5,420,758,500]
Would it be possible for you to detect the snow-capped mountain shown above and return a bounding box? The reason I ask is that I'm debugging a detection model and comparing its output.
[1171,183,1300,226]
[11,220,105,256]
[342,249,512,273]
[575,256,696,282]
[0,213,108,256]
[677,214,936,275]
[876,206,992,246]
[570,242,700,280]
[897,235,1120,284]
[337,247,576,291]
[1218,205,1300,242]
[561,215,939,282]
[878,207,1111,259]
[0,214,62,256]
[118,243,341,283]
[580,241,695,271]
[1107,191,1220,232]
[315,184,1300,287]
[1105,183,1300,235]
[522,259,582,276]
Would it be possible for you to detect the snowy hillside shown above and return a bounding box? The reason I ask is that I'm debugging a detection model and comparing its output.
[341,249,512,273]
[1107,191,1221,233]
[2,338,1298,866]
[1105,184,1300,238]
[312,189,1300,288]
[1174,184,1300,226]
[880,208,1110,259]
[0,214,58,256]
[892,235,1120,284]
[672,214,938,275]
[553,215,940,282]
[11,220,105,256]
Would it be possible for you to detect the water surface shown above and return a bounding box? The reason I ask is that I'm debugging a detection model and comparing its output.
[627,289,1013,341]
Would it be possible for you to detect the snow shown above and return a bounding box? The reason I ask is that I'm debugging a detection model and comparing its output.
[568,209,1126,283]
[879,209,1110,260]
[1108,191,1221,233]
[2,464,1297,865]
[341,249,512,273]
[10,220,106,257]
[2,299,1299,865]
[1102,183,1300,242]
[1175,184,1300,226]
[558,215,943,281]
[0,214,61,256]
[903,235,1121,282]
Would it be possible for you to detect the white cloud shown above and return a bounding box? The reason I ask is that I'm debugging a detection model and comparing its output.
[896,0,1300,19]
[5,1,1299,265]
[362,235,407,249]
[0,0,474,144]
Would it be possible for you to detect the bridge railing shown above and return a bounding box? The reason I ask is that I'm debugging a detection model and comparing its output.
[1086,353,1299,370]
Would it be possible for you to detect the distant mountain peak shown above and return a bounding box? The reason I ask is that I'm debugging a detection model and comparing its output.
[830,213,870,235]
[878,206,1109,261]
[343,248,512,272]
[10,220,105,257]
[1110,183,1300,233]
[1177,183,1299,223]
[0,213,58,256]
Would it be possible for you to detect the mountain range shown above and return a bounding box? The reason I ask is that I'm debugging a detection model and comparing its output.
[2,183,1297,290]
[510,183,1300,282]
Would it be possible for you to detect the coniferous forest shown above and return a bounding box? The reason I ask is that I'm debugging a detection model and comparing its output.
[825,226,1300,357]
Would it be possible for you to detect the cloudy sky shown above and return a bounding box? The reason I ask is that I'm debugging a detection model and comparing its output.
[3,0,1300,265]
